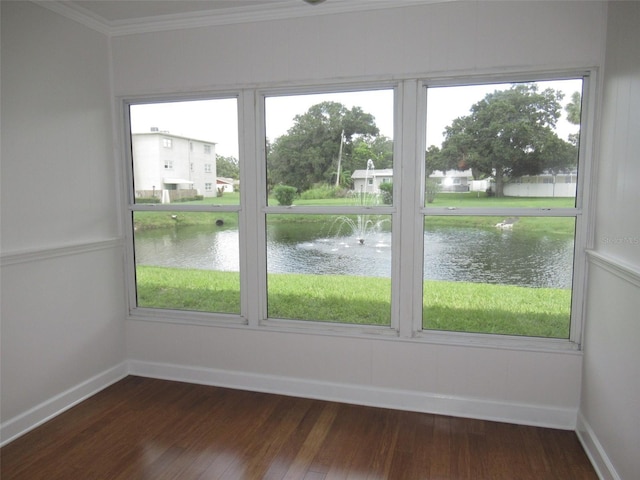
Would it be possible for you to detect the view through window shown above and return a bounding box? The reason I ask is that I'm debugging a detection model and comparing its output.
[265,89,395,325]
[128,98,241,314]
[124,77,587,341]
[423,79,583,337]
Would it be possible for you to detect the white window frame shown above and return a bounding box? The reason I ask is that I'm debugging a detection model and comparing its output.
[413,72,595,350]
[123,93,245,326]
[258,83,401,334]
[121,70,595,352]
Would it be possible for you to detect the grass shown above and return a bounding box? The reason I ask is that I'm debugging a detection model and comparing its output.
[136,266,240,314]
[136,266,571,338]
[423,280,570,338]
[133,193,576,237]
[426,192,576,208]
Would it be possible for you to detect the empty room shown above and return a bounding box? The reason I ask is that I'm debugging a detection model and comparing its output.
[1,1,638,479]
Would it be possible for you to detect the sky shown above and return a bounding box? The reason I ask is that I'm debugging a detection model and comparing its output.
[129,79,582,160]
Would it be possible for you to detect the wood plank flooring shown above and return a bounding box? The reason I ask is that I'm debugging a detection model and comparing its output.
[1,376,598,479]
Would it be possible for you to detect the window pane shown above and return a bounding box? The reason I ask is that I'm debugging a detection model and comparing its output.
[133,212,240,314]
[266,214,391,325]
[425,79,582,208]
[130,98,239,205]
[422,216,575,338]
[265,89,394,206]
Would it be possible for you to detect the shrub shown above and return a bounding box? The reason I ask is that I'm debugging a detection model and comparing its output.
[136,196,160,204]
[378,182,393,204]
[425,179,441,203]
[173,195,204,203]
[300,184,348,200]
[273,185,297,206]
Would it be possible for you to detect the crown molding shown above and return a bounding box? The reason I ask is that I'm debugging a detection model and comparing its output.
[36,0,445,37]
[35,1,113,35]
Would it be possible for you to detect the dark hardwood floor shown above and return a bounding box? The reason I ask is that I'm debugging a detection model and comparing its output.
[1,376,598,479]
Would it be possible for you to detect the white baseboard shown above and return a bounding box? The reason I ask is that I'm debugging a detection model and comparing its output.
[576,412,621,480]
[128,359,578,430]
[0,359,579,448]
[0,362,128,447]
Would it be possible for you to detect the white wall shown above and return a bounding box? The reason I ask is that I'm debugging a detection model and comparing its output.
[578,2,640,479]
[112,1,605,96]
[113,1,607,430]
[0,2,126,444]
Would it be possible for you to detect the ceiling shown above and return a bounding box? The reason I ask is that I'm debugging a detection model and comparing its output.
[63,1,293,23]
[44,0,436,35]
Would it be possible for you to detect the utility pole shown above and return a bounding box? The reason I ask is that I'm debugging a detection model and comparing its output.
[335,129,344,187]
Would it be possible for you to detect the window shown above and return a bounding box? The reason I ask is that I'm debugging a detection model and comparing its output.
[128,97,240,314]
[265,88,395,325]
[163,137,172,148]
[423,78,584,338]
[124,74,590,348]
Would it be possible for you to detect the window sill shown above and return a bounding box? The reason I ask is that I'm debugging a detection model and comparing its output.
[128,309,581,354]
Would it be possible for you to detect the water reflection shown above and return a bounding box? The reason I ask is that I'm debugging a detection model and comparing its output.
[424,227,573,288]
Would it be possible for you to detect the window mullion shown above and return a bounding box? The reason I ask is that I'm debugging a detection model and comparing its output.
[396,79,424,338]
[239,89,263,326]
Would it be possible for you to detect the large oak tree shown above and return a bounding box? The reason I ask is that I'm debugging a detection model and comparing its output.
[267,101,380,191]
[431,84,577,197]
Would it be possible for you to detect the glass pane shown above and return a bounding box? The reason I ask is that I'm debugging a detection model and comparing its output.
[265,89,394,206]
[423,216,575,338]
[425,79,582,208]
[266,214,391,325]
[130,98,239,205]
[133,211,240,314]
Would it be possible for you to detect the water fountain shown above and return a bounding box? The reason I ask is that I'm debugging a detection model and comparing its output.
[332,159,389,245]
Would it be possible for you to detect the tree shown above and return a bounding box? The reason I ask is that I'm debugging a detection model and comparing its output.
[565,91,582,147]
[438,84,577,197]
[565,91,582,125]
[268,101,380,191]
[215,155,239,179]
[425,145,454,176]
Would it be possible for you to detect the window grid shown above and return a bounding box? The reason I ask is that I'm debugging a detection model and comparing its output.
[123,73,591,350]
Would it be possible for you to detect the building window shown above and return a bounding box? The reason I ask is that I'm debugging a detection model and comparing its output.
[205,183,212,191]
[163,138,172,148]
[204,164,212,173]
[164,159,173,170]
[204,144,211,154]
[423,78,584,339]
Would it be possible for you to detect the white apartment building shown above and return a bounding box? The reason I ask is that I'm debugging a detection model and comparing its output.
[132,131,217,200]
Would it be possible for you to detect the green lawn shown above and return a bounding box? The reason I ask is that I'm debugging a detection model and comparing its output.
[136,266,571,338]
[133,192,575,236]
[425,192,576,208]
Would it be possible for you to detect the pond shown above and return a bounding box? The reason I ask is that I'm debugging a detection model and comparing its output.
[133,221,574,289]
